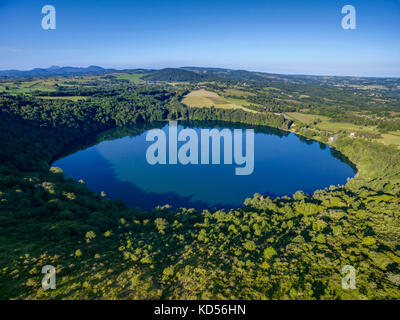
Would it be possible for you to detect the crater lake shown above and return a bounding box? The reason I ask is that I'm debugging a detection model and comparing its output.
[53,122,356,211]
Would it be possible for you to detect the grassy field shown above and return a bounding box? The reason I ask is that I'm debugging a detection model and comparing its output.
[0,74,133,95]
[286,112,330,124]
[223,88,255,97]
[378,131,400,147]
[264,86,282,92]
[182,89,257,113]
[287,112,378,132]
[0,79,59,93]
[112,73,144,83]
[38,96,88,101]
[0,76,105,94]
[316,121,377,133]
[224,96,259,107]
[287,112,400,147]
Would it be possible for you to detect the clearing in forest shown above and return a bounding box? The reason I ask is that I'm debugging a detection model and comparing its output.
[182,89,256,113]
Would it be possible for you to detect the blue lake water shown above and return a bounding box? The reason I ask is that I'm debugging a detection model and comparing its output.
[53,122,355,211]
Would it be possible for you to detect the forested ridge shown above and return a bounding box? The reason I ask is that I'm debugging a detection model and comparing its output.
[0,83,400,299]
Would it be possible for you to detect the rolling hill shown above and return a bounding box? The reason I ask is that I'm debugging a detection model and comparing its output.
[142,68,218,82]
[0,65,116,79]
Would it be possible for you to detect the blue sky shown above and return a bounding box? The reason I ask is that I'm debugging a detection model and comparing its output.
[0,0,399,76]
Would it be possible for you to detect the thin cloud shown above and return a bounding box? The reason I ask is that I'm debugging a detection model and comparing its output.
[0,46,25,53]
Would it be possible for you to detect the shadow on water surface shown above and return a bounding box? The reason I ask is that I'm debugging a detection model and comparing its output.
[53,122,165,162]
[58,146,235,211]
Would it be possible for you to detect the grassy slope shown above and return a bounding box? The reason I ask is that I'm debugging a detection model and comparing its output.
[286,112,330,124]
[38,96,88,101]
[182,89,257,113]
[223,88,255,97]
[0,80,59,93]
[112,73,144,83]
[286,112,400,147]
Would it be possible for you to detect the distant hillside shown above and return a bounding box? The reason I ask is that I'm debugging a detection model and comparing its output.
[182,66,311,83]
[0,65,116,79]
[181,67,400,93]
[142,68,217,82]
[1,65,398,94]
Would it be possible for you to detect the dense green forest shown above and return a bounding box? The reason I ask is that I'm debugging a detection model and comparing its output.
[142,68,215,82]
[0,72,400,300]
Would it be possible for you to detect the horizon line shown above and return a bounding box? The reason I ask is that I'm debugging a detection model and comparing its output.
[1,64,399,79]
